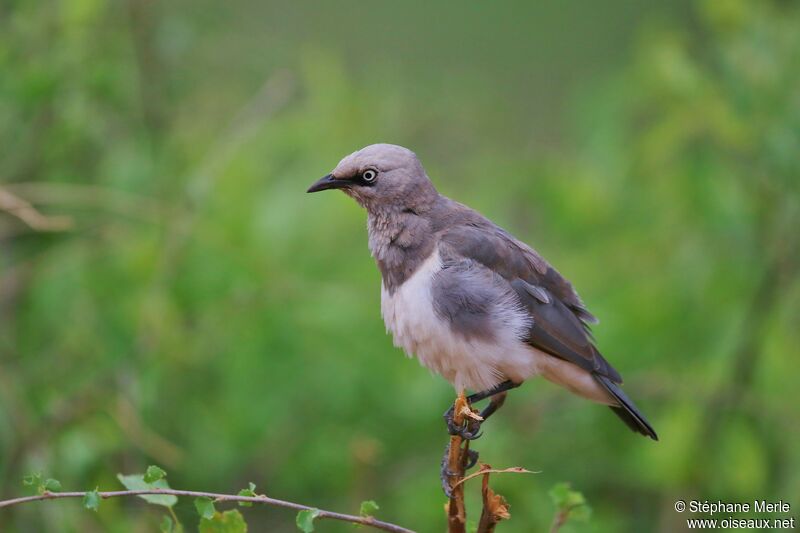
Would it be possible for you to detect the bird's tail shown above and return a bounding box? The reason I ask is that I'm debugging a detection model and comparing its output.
[593,374,658,441]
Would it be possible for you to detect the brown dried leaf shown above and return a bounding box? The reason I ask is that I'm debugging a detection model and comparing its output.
[483,486,511,522]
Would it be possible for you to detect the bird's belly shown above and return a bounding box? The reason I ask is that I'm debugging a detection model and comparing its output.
[380,252,543,392]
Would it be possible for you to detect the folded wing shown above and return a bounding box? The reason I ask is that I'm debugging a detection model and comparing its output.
[440,223,621,383]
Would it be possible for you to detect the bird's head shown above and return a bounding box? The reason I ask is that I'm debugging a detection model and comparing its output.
[307,144,438,213]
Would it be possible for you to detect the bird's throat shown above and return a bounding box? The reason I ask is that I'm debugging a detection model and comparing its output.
[367,208,435,294]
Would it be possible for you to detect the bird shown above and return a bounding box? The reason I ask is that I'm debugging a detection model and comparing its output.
[307,144,658,460]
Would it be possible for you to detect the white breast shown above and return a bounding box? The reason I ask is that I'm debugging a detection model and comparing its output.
[380,250,548,392]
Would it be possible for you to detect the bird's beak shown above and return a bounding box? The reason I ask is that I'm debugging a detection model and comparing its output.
[307,174,348,193]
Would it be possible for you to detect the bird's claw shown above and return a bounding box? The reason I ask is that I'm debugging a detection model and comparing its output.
[464,448,479,470]
[444,406,483,440]
[440,443,480,497]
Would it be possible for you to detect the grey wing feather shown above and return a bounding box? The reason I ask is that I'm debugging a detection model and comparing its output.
[520,281,550,304]
[440,221,622,384]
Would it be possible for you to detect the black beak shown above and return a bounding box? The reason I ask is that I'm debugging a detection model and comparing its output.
[307,174,347,193]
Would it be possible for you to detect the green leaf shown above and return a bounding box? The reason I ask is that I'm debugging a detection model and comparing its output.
[160,515,174,533]
[359,500,379,517]
[195,497,216,520]
[23,473,59,496]
[117,473,178,507]
[237,482,256,507]
[23,473,42,487]
[296,509,320,532]
[199,509,248,533]
[549,482,586,508]
[566,491,585,508]
[43,478,62,492]
[144,465,167,484]
[548,482,572,508]
[549,482,591,525]
[570,503,593,522]
[83,489,101,511]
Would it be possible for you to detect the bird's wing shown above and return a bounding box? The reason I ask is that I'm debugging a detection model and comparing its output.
[439,222,623,383]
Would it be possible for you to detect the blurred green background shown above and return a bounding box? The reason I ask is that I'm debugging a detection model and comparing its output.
[1,0,799,531]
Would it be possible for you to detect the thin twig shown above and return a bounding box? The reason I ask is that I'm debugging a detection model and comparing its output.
[549,508,569,533]
[452,466,537,490]
[549,504,583,533]
[112,397,185,468]
[0,188,73,232]
[0,488,415,533]
[3,182,167,222]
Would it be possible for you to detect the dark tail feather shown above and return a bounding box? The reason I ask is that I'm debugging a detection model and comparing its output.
[593,374,658,441]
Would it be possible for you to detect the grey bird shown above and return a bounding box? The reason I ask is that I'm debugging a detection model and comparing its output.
[308,144,658,453]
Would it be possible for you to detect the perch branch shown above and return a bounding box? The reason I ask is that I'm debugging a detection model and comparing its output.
[446,393,470,533]
[444,395,535,532]
[0,488,414,533]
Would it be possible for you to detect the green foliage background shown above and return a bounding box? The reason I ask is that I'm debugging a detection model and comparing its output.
[1,0,798,531]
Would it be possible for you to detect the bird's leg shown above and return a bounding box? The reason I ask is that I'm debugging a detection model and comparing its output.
[478,390,508,420]
[443,380,520,440]
[440,394,481,498]
[440,383,520,495]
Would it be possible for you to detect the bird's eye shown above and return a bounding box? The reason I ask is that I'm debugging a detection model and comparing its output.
[362,169,377,183]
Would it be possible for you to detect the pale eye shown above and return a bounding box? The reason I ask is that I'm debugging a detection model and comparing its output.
[362,169,377,183]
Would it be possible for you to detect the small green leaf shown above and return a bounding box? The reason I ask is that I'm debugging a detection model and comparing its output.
[566,490,586,508]
[83,489,101,511]
[22,474,69,495]
[160,515,174,533]
[570,503,593,522]
[23,473,42,487]
[144,465,167,484]
[195,497,216,520]
[549,482,591,526]
[199,509,248,533]
[117,473,177,507]
[549,482,572,508]
[23,473,55,495]
[43,478,62,492]
[237,482,257,507]
[359,500,379,517]
[296,509,320,532]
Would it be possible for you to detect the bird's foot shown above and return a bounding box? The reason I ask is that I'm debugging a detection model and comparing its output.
[440,442,479,497]
[444,404,483,440]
